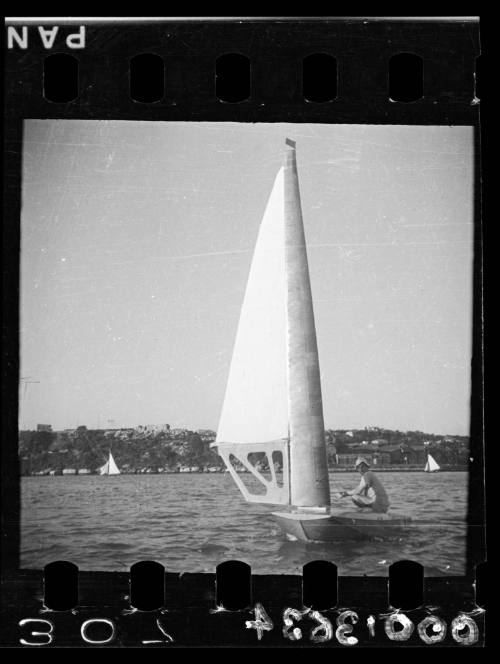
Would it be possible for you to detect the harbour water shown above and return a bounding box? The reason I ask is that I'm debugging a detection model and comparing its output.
[21,471,468,576]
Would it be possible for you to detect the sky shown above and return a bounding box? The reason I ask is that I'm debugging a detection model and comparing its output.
[20,121,474,435]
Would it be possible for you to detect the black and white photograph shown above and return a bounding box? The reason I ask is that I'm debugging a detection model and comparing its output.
[19,120,475,577]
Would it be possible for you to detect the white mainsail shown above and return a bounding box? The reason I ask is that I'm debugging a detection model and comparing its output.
[424,454,440,472]
[99,451,120,475]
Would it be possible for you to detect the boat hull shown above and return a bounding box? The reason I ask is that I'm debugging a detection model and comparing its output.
[272,509,411,542]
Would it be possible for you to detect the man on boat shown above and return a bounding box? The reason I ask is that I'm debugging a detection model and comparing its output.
[340,457,390,513]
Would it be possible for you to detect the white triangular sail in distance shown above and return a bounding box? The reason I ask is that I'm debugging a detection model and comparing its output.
[99,451,120,475]
[216,168,288,446]
[424,454,440,472]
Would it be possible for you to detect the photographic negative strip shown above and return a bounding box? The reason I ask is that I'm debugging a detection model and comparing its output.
[3,17,485,647]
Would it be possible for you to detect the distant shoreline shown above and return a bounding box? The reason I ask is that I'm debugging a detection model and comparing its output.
[22,464,468,477]
[19,427,470,478]
[328,465,468,473]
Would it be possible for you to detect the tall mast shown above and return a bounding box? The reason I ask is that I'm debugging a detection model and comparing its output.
[284,138,331,508]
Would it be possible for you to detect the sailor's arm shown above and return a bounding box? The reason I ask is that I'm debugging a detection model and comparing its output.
[341,476,366,497]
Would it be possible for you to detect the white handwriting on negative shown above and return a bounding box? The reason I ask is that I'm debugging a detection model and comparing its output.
[17,609,481,645]
[246,605,481,645]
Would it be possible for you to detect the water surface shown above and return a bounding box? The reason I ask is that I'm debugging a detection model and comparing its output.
[21,471,468,575]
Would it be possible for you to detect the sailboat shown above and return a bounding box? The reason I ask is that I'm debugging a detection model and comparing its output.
[213,138,411,542]
[424,454,440,472]
[99,451,120,475]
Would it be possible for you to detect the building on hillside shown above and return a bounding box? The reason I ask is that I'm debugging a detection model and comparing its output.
[345,440,363,449]
[135,424,171,435]
[377,443,425,464]
[196,429,216,441]
[116,428,134,439]
[371,438,388,447]
[37,424,52,432]
[170,428,189,438]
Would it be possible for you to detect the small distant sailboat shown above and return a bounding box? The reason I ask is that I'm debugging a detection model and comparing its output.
[213,139,411,542]
[424,454,440,472]
[99,451,120,475]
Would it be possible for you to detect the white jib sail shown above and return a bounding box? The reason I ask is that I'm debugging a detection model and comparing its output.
[216,168,288,445]
[425,454,440,472]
